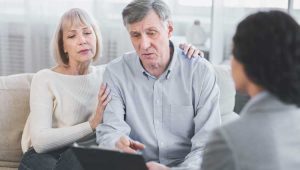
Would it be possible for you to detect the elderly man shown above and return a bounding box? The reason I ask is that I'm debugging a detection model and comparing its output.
[96,0,221,169]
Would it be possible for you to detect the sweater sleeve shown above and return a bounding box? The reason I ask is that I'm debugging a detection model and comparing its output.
[29,71,93,153]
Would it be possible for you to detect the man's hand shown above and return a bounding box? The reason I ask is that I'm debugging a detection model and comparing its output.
[116,136,145,154]
[146,162,170,170]
[179,43,204,58]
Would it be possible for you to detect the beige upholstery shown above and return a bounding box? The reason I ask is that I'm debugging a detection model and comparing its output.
[213,64,239,123]
[0,74,33,169]
[0,65,238,169]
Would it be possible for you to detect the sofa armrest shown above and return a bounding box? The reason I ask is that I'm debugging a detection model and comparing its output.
[0,73,34,168]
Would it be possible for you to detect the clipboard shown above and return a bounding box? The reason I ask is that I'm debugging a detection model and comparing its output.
[71,144,147,170]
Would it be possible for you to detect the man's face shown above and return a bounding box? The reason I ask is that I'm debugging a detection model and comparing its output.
[127,10,173,69]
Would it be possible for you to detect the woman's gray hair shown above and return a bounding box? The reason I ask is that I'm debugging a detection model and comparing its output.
[52,8,102,66]
[122,0,171,26]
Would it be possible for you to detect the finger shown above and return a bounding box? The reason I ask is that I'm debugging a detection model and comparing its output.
[130,140,145,150]
[97,95,111,113]
[99,88,110,101]
[192,49,200,58]
[179,43,185,50]
[199,51,204,58]
[122,147,137,154]
[100,83,107,92]
[117,138,137,154]
[99,83,107,97]
[187,46,195,58]
[183,44,191,55]
[101,95,111,107]
[100,88,111,102]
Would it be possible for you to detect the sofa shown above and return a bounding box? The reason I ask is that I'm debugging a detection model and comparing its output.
[0,64,238,169]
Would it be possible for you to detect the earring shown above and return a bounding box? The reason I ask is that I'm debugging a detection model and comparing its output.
[65,52,69,59]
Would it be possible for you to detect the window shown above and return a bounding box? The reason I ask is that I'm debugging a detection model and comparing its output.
[224,0,288,8]
[0,0,25,16]
[294,0,300,9]
[178,0,212,7]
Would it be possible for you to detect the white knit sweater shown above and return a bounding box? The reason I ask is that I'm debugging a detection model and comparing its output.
[21,65,106,153]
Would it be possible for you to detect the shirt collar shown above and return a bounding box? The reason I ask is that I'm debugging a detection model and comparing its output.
[166,41,178,80]
[136,40,178,80]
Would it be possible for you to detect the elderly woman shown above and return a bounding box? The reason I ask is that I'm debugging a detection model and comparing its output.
[201,11,300,170]
[19,8,201,170]
[19,8,110,170]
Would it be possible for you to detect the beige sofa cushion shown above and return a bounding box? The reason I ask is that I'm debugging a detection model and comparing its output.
[0,74,33,168]
[213,64,239,123]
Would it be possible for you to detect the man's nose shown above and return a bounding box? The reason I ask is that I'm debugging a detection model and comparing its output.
[140,35,151,50]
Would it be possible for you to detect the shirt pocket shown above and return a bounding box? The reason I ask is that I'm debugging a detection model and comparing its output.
[169,104,194,138]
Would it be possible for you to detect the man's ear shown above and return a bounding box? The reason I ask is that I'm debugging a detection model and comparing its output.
[167,20,174,38]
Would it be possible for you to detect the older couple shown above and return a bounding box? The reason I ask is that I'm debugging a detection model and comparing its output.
[20,0,300,170]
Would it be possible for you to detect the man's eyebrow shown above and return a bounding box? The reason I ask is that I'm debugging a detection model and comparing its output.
[145,27,157,30]
[130,31,140,35]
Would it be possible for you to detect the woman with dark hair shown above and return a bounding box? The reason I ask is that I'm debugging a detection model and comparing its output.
[201,10,300,170]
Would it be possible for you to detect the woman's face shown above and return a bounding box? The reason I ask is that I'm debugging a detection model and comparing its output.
[62,22,97,65]
[231,56,248,93]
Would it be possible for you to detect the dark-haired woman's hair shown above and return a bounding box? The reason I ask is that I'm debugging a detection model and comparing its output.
[232,10,300,106]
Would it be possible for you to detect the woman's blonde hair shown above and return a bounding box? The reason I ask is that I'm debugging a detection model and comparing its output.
[52,8,102,66]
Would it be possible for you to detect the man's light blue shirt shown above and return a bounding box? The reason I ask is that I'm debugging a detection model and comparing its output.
[96,42,221,169]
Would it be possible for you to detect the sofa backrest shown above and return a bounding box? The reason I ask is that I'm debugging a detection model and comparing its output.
[213,64,239,123]
[0,73,33,168]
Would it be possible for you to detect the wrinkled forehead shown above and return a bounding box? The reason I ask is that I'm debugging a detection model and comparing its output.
[61,12,92,31]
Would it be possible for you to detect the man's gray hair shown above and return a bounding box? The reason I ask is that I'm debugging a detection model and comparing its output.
[122,0,171,26]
